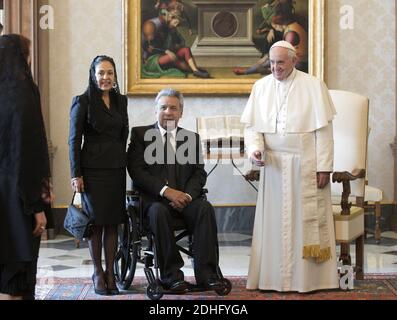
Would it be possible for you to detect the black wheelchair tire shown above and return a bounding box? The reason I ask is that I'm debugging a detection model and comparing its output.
[114,206,139,290]
[146,283,163,300]
[215,278,232,296]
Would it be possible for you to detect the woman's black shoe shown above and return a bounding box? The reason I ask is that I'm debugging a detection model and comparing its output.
[105,272,120,295]
[107,287,120,295]
[92,274,108,295]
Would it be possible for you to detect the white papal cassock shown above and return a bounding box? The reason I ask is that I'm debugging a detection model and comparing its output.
[241,69,340,292]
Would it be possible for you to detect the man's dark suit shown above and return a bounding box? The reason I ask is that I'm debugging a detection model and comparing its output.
[127,123,220,287]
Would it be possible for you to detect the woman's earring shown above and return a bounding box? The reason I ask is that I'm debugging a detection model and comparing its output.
[112,82,118,89]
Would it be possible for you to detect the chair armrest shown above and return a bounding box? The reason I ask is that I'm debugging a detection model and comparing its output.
[332,169,366,215]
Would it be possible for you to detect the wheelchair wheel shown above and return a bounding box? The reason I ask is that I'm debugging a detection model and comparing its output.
[114,206,139,290]
[146,283,163,300]
[114,223,130,283]
[215,278,232,296]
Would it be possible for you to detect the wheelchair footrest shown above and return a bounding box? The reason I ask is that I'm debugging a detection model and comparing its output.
[144,267,157,286]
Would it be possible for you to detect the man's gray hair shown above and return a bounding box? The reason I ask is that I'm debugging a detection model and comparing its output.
[155,88,184,110]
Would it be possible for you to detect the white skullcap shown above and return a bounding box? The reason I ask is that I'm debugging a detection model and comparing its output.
[270,40,296,52]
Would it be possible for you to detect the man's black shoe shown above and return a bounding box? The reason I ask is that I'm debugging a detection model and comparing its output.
[164,280,189,293]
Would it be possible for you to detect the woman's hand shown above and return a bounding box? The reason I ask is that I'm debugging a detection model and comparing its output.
[71,177,84,192]
[41,180,55,204]
[33,211,47,237]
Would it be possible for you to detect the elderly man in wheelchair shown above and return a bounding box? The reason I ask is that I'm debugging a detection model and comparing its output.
[117,88,231,299]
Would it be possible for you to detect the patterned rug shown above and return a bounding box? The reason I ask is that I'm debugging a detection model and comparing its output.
[36,274,397,300]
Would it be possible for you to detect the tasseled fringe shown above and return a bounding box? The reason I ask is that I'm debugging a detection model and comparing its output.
[302,245,332,263]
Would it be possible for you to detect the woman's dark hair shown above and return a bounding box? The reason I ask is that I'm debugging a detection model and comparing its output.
[0,33,32,84]
[0,34,51,209]
[86,55,120,102]
[19,35,31,61]
[85,55,124,132]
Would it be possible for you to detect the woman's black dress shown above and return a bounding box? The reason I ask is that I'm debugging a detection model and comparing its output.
[69,93,129,225]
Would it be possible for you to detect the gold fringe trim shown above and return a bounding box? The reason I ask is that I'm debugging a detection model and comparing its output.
[302,245,332,263]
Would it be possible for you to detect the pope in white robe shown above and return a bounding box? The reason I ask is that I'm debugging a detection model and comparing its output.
[241,41,339,292]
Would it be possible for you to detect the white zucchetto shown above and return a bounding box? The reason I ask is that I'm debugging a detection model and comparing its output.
[270,40,296,52]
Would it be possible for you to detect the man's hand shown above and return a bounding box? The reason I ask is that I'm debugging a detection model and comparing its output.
[164,188,191,211]
[250,150,265,167]
[317,172,331,189]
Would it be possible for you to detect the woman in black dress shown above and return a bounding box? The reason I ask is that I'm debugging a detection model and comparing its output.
[69,56,129,295]
[0,34,52,300]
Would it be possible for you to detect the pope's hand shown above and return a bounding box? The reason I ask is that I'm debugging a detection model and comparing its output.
[250,150,265,167]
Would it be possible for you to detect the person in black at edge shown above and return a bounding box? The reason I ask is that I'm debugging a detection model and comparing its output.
[0,34,53,300]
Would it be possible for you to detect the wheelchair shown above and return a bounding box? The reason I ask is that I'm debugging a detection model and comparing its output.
[114,189,232,300]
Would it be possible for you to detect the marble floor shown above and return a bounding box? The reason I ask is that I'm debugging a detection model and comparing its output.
[37,231,397,279]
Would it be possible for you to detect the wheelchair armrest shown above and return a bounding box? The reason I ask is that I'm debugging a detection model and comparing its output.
[200,188,208,200]
[126,189,140,196]
[126,189,140,207]
[128,188,208,201]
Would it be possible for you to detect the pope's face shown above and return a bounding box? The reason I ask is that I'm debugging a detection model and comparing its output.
[269,46,297,81]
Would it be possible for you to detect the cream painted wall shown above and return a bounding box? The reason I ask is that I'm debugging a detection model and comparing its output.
[47,0,396,206]
[48,0,123,205]
[326,0,396,201]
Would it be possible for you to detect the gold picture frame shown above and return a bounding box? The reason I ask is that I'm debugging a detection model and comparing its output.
[123,0,325,95]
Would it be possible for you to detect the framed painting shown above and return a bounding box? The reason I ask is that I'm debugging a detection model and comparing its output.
[123,0,325,95]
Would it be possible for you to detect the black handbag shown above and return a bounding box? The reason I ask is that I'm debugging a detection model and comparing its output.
[63,192,93,240]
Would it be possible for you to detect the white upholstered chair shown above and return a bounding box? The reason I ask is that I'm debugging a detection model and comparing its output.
[329,89,369,280]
